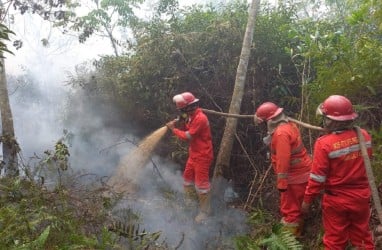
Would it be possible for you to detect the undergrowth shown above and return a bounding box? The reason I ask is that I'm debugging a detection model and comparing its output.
[0,140,165,249]
[4,136,378,249]
[234,208,303,250]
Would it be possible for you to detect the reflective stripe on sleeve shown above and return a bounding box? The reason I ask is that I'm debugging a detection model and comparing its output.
[310,173,326,183]
[291,144,304,155]
[185,131,192,140]
[290,158,301,165]
[278,173,288,179]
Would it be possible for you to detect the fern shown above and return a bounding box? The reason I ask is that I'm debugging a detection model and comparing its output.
[108,208,163,249]
[235,235,261,250]
[13,226,51,250]
[235,223,303,250]
[260,225,303,250]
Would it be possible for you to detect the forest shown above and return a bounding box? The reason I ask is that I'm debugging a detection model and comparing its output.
[0,0,382,249]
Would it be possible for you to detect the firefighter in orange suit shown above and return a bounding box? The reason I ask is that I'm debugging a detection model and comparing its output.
[301,95,375,249]
[166,92,214,223]
[254,102,312,237]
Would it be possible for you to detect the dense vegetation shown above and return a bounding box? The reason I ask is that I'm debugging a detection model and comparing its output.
[66,0,382,194]
[1,0,382,248]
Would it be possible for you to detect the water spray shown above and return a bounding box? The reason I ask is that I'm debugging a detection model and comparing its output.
[107,126,169,194]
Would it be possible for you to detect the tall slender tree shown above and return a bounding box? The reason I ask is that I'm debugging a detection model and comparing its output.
[212,0,260,192]
[0,57,19,176]
[0,1,19,177]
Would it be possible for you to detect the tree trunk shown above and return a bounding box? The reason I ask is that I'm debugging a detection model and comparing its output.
[105,26,120,57]
[0,57,19,176]
[212,0,260,194]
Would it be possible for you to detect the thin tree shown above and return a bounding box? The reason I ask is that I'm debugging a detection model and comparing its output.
[212,0,260,193]
[0,1,20,176]
[0,56,19,177]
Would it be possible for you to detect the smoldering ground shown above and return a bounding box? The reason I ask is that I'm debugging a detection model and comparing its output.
[97,118,249,249]
[110,154,249,249]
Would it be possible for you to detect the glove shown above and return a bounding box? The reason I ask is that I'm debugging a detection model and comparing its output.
[166,120,176,130]
[262,134,272,146]
[301,201,310,215]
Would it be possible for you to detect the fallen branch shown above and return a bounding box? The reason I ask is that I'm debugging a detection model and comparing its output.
[244,164,272,210]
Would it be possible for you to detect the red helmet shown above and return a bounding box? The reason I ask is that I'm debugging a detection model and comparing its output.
[318,95,358,121]
[255,102,283,122]
[173,92,199,109]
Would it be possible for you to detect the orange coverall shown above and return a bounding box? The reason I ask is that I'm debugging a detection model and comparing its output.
[304,129,374,249]
[172,108,213,193]
[270,122,312,226]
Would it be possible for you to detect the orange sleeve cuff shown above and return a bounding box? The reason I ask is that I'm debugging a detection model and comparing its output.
[277,178,288,190]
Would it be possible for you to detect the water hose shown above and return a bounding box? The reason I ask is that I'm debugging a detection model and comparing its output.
[355,126,382,225]
[201,108,325,131]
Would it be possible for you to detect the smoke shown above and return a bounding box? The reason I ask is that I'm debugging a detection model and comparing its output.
[6,13,117,174]
[110,155,249,249]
